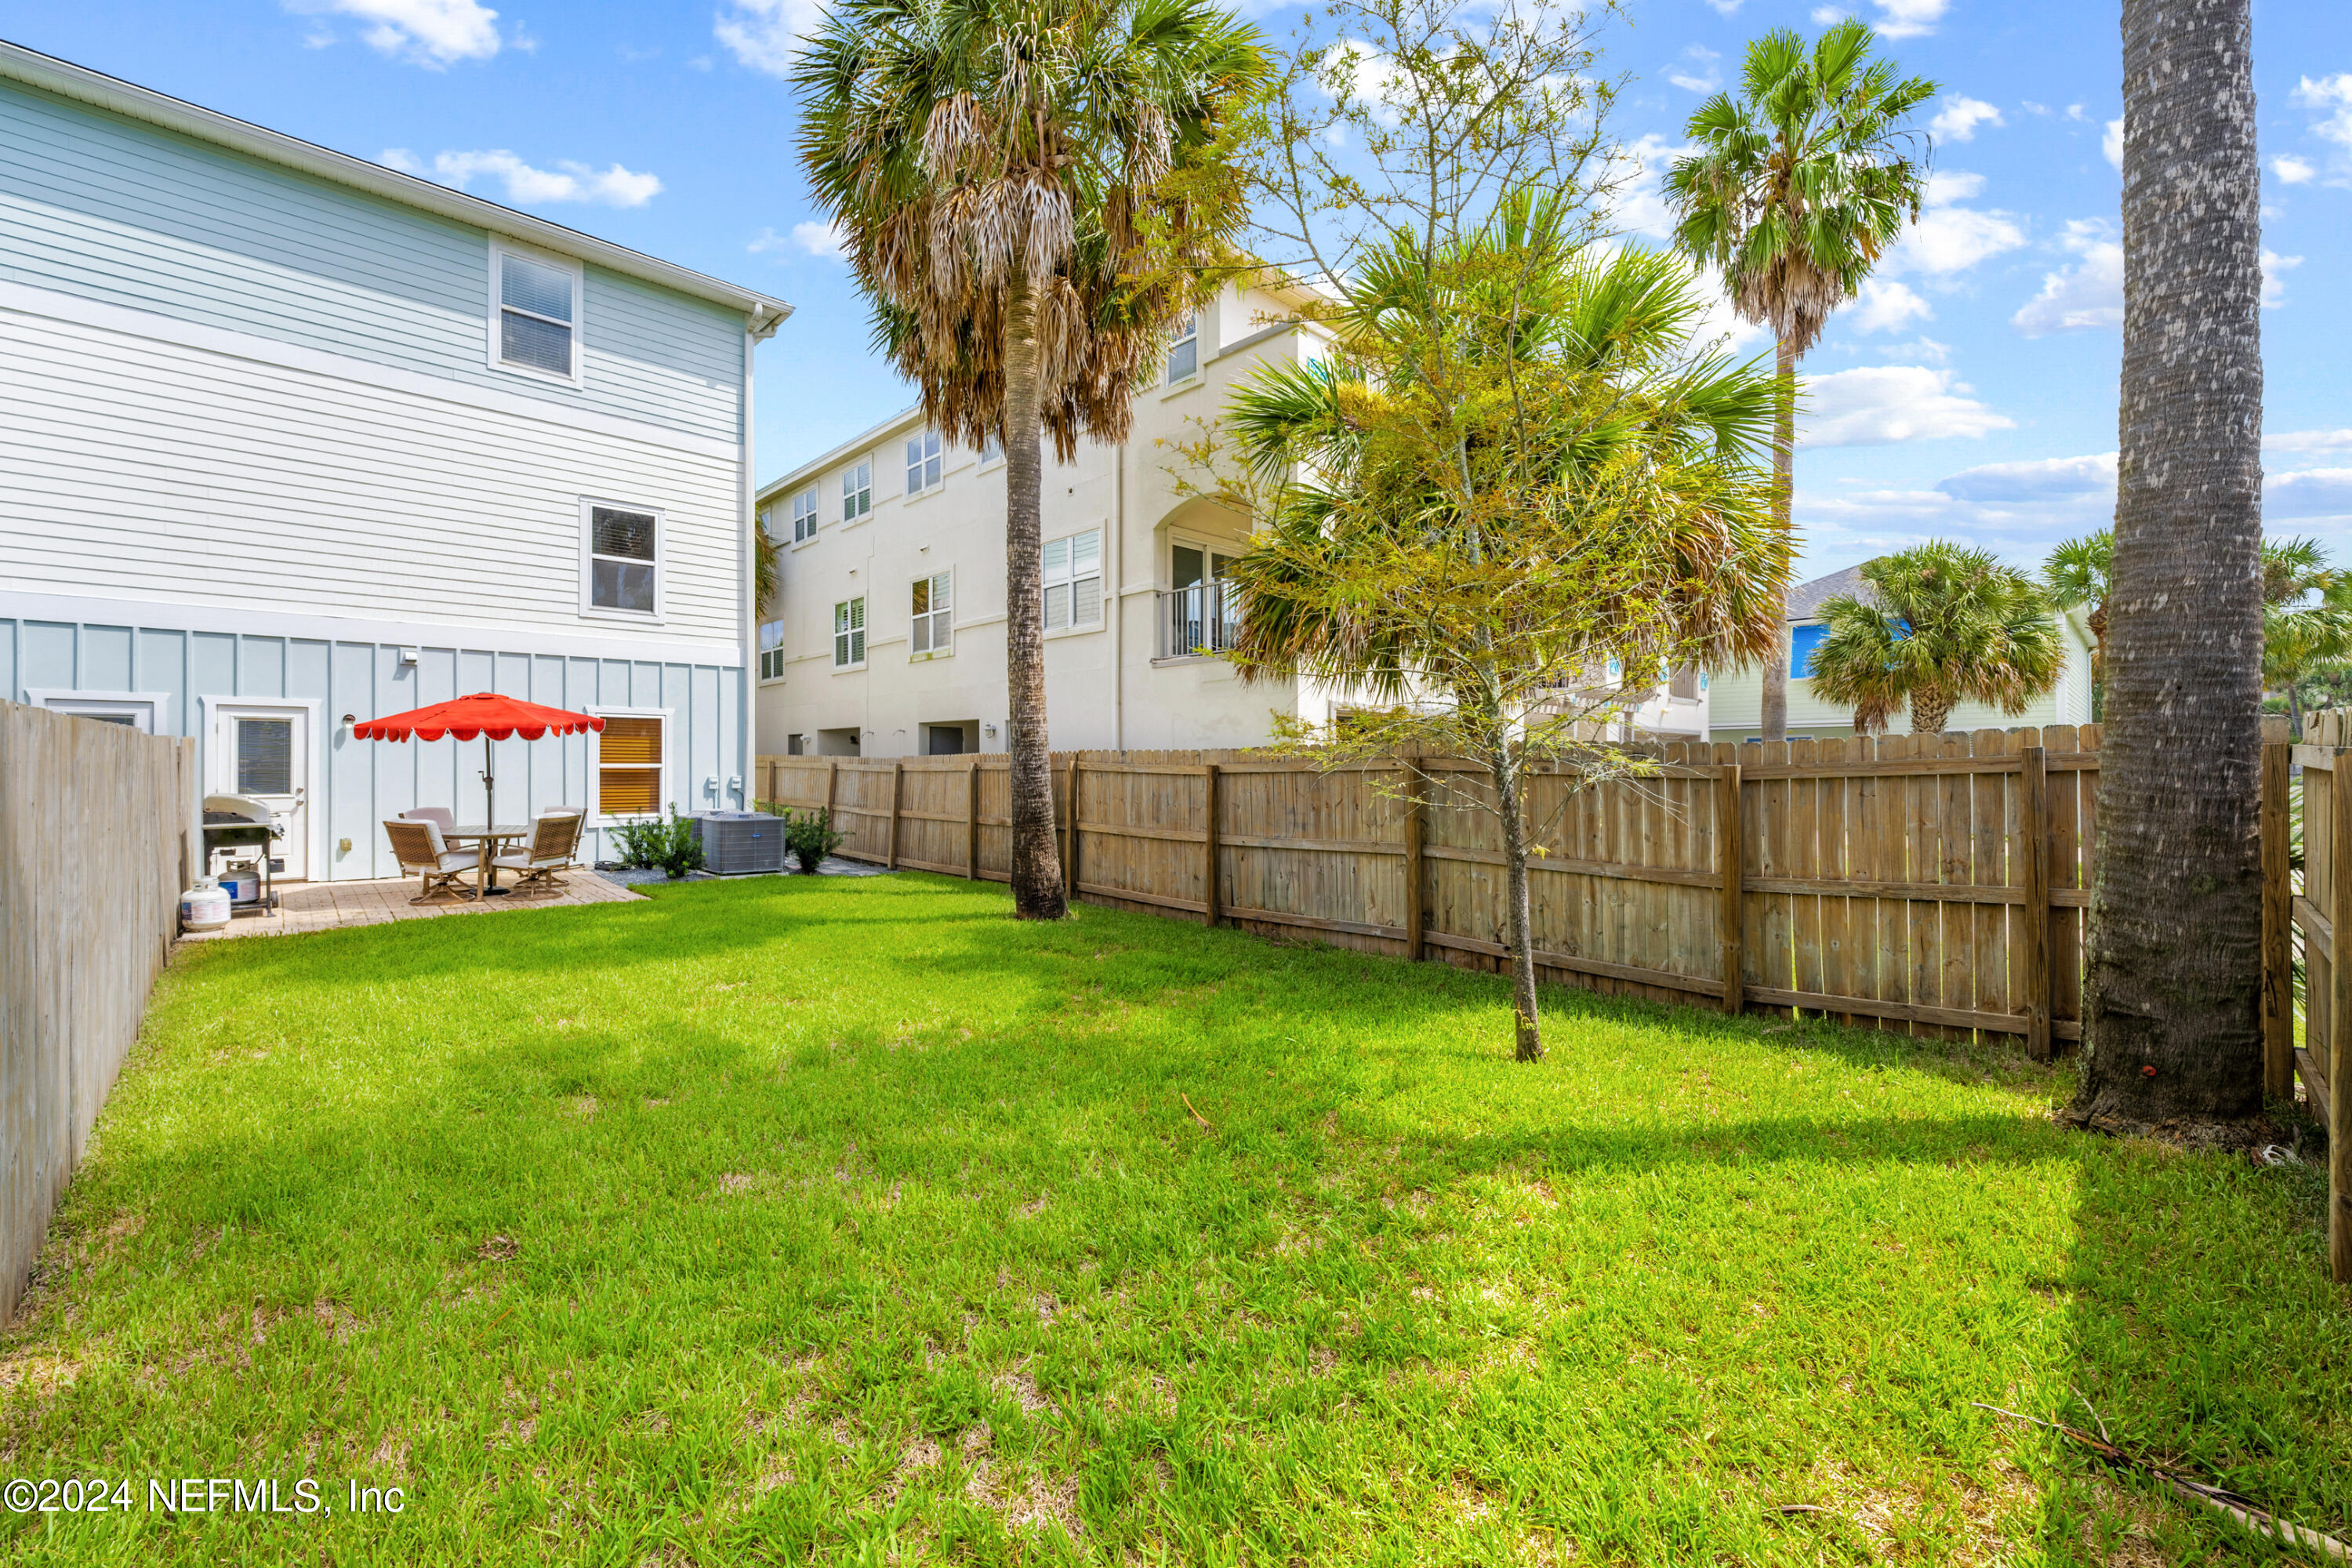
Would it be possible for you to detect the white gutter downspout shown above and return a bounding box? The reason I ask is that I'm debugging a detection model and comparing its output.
[740,303,790,804]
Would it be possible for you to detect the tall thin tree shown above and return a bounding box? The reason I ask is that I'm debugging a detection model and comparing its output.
[796,0,1269,918]
[1665,21,1935,740]
[2071,0,2266,1129]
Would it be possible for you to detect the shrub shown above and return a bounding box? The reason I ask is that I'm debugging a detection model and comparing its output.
[783,808,844,874]
[614,808,706,879]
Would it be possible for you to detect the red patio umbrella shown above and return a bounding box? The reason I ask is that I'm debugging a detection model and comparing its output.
[352,692,604,831]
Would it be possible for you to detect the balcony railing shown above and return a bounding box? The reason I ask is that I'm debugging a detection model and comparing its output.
[1158,579,1243,659]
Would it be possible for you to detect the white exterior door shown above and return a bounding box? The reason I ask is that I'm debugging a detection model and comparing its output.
[209,703,310,880]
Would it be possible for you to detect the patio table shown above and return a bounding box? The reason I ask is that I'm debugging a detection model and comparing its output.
[445,824,529,896]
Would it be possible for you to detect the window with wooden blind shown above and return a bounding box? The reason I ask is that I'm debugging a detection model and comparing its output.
[1044,528,1102,632]
[597,714,664,815]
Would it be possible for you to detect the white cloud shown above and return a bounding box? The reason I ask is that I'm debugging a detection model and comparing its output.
[1667,45,1721,95]
[1850,278,1933,332]
[1866,0,1948,37]
[2272,154,2317,184]
[2269,430,2352,456]
[1800,365,2013,447]
[1887,170,2027,277]
[2262,249,2303,309]
[2296,74,2352,146]
[1929,96,2003,143]
[1703,0,1743,13]
[1604,132,1690,241]
[713,0,826,77]
[2103,118,2124,169]
[287,0,501,67]
[2270,471,2352,521]
[752,220,848,259]
[2009,218,2121,336]
[1938,452,2115,504]
[2021,101,2050,118]
[2065,103,2087,122]
[379,148,662,206]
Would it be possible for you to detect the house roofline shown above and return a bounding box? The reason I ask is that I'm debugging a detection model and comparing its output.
[0,38,792,336]
[758,401,927,500]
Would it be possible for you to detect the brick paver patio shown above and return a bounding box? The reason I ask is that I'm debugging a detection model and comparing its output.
[181,869,641,940]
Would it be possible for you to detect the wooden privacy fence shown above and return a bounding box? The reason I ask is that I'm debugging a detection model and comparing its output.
[2281,710,2352,1282]
[759,724,2111,1052]
[0,701,196,1322]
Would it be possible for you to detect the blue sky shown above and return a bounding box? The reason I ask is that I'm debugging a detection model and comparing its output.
[7,0,2347,582]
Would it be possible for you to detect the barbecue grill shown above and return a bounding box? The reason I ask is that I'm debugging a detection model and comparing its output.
[201,793,283,916]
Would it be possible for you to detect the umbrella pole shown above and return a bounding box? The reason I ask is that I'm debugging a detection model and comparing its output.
[482,735,494,832]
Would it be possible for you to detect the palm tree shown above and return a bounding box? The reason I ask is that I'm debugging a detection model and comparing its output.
[1665,20,1936,742]
[795,0,1269,919]
[1221,198,1789,1062]
[2261,537,2350,739]
[2042,530,2111,707]
[2071,0,2265,1131]
[1806,543,2062,735]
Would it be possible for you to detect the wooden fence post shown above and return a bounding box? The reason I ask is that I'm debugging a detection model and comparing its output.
[2336,755,2352,1283]
[886,761,903,870]
[2022,744,2052,1061]
[966,758,980,880]
[2262,735,2293,1099]
[1201,763,1221,927]
[1065,758,1081,900]
[1404,767,1426,961]
[1718,761,1743,1014]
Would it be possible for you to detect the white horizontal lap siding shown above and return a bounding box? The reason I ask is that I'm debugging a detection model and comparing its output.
[0,79,740,444]
[0,310,740,644]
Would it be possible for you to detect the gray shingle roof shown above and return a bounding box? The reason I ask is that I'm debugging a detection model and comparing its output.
[1787,563,1879,622]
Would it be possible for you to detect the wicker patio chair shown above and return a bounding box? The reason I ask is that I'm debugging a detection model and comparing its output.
[491,811,585,895]
[385,818,481,903]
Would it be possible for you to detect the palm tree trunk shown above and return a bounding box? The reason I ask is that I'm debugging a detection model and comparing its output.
[1002,279,1068,920]
[1907,685,1950,737]
[1761,332,1797,742]
[2073,0,2264,1127]
[1492,750,1544,1063]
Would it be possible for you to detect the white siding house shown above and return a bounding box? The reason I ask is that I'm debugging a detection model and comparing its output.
[752,278,1709,760]
[1707,563,2098,744]
[0,42,789,878]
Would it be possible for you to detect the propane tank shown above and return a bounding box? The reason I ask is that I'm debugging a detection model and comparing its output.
[180,880,231,933]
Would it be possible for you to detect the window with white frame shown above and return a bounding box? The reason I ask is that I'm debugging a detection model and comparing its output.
[1044,528,1102,631]
[597,713,664,815]
[1166,312,1199,384]
[789,486,819,543]
[492,245,580,380]
[833,597,866,667]
[911,571,953,655]
[759,619,786,681]
[906,429,943,495]
[583,500,660,617]
[840,460,873,523]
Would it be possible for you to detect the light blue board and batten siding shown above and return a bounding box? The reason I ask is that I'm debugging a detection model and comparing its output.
[0,75,743,445]
[2,615,742,881]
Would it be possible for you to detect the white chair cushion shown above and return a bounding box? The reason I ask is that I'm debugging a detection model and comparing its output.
[492,853,567,871]
[403,807,457,832]
[435,849,480,872]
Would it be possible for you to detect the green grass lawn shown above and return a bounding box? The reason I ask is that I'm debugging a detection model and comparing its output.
[2,874,2344,1566]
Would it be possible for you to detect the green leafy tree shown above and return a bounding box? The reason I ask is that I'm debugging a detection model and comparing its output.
[795,0,1269,919]
[1665,21,1936,742]
[1806,543,2063,736]
[1220,194,1789,1064]
[2042,530,2111,697]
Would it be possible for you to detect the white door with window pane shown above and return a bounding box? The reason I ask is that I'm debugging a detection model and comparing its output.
[209,703,310,880]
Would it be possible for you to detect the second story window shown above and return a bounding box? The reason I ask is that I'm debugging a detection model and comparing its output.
[1167,312,1199,384]
[912,571,953,655]
[789,487,819,543]
[833,597,866,668]
[1044,528,1102,632]
[493,245,579,381]
[583,500,659,618]
[759,620,786,681]
[906,429,943,495]
[841,460,872,523]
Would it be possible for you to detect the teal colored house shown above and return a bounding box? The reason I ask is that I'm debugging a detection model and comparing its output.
[0,40,789,879]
